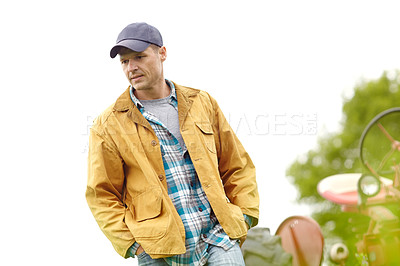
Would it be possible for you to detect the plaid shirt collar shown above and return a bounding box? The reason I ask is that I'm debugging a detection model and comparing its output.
[129,79,177,111]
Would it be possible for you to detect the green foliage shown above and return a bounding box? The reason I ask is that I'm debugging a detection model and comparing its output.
[286,71,400,265]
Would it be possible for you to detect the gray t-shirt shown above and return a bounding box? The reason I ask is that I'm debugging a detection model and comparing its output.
[140,97,186,151]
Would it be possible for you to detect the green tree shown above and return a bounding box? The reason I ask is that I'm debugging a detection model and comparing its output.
[286,71,400,265]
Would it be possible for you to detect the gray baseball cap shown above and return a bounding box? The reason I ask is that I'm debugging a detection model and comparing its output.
[110,22,163,58]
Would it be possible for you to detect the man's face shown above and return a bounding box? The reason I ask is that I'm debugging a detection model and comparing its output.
[119,45,166,91]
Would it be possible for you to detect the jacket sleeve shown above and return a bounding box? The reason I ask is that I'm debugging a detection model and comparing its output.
[208,94,260,225]
[86,127,135,258]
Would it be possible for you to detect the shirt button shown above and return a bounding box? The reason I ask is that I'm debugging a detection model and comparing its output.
[198,207,203,212]
[202,234,207,238]
[151,140,157,146]
[158,174,164,181]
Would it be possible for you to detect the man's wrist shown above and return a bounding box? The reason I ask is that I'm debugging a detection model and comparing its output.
[127,242,141,258]
[243,214,254,229]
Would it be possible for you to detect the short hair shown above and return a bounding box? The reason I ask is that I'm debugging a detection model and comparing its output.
[149,44,162,53]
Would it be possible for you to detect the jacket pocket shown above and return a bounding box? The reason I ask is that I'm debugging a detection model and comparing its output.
[132,189,162,222]
[125,188,169,239]
[195,122,217,153]
[225,202,248,238]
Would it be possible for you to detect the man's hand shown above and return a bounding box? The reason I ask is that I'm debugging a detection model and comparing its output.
[239,221,250,247]
[136,245,144,256]
[239,235,247,247]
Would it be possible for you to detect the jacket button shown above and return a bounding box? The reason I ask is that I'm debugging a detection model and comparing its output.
[151,140,157,146]
[202,234,207,238]
[158,174,164,181]
[198,207,203,212]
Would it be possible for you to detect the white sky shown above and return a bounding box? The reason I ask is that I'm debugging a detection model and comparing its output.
[1,0,400,265]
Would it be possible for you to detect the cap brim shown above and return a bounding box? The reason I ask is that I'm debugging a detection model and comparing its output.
[110,40,151,58]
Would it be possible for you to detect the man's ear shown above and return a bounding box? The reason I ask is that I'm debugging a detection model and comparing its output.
[160,46,167,61]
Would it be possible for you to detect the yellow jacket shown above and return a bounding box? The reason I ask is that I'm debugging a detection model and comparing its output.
[86,82,259,258]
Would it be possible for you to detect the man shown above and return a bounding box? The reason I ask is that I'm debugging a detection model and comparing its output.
[86,22,259,265]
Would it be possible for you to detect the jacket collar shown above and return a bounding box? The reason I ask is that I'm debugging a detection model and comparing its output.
[113,86,134,112]
[113,81,200,127]
[174,82,200,128]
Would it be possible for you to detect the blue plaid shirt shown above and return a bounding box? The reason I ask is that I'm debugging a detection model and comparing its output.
[128,80,252,265]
